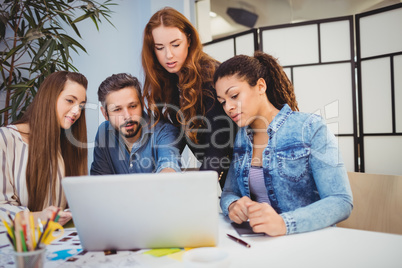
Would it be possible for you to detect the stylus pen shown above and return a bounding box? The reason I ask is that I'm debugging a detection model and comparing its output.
[227,233,251,248]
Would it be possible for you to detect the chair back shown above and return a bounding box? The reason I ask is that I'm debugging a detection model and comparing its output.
[337,172,402,235]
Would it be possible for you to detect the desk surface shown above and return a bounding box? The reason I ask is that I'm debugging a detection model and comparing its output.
[220,215,402,268]
[1,214,402,268]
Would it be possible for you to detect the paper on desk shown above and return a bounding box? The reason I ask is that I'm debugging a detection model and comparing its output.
[143,248,182,257]
[167,250,186,261]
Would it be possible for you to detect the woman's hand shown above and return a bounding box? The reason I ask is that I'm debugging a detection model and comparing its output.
[228,196,253,224]
[32,206,72,226]
[246,202,287,236]
[54,210,72,226]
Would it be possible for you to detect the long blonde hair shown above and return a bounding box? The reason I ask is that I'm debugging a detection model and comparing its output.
[15,71,88,211]
[142,7,218,143]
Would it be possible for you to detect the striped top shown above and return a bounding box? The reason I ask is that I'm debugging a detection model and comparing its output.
[249,166,271,205]
[0,125,67,219]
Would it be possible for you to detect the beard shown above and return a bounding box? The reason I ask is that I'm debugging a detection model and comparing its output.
[120,120,141,138]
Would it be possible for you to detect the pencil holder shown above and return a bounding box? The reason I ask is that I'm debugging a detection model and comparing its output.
[13,246,46,268]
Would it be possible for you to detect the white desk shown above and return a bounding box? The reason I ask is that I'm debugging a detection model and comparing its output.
[219,215,402,268]
[1,214,402,267]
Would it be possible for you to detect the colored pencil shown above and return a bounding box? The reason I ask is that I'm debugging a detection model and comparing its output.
[20,230,27,252]
[6,233,15,250]
[6,211,14,226]
[53,208,61,221]
[1,218,14,240]
[35,218,50,250]
[14,213,22,252]
[29,213,36,249]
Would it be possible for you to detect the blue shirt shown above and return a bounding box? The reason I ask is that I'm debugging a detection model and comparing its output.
[220,104,353,235]
[90,115,181,175]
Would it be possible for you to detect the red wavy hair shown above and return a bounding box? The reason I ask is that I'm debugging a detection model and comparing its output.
[142,7,217,143]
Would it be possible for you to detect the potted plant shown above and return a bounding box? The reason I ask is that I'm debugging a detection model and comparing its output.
[0,0,116,126]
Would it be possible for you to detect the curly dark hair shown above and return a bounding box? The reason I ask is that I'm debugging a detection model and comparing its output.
[213,51,298,111]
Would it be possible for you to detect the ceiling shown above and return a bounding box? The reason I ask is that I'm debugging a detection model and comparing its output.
[209,0,401,38]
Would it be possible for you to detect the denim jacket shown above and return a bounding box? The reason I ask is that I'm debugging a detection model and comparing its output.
[91,113,181,175]
[220,104,353,235]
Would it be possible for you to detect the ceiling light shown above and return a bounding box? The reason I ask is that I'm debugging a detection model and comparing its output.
[226,7,258,28]
[209,11,217,18]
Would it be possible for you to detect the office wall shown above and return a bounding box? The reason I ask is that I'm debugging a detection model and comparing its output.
[204,19,357,172]
[203,4,402,175]
[261,17,356,173]
[356,4,402,175]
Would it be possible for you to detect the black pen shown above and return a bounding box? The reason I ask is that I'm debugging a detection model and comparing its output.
[227,233,251,248]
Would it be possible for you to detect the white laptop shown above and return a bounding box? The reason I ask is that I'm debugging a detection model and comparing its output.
[62,171,219,251]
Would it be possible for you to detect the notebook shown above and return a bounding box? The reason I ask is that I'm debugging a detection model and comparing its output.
[62,171,219,251]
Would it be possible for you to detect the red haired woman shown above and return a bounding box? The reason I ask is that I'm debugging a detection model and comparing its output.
[142,7,236,187]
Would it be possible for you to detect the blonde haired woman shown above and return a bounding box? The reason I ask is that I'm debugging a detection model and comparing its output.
[0,71,88,225]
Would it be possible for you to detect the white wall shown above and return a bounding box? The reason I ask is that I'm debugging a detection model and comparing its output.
[66,0,196,170]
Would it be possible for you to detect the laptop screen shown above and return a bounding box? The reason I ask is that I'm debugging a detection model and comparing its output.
[62,171,219,250]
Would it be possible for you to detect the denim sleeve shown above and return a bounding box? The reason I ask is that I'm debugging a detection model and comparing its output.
[220,160,242,216]
[280,116,353,234]
[90,126,115,175]
[154,123,182,173]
